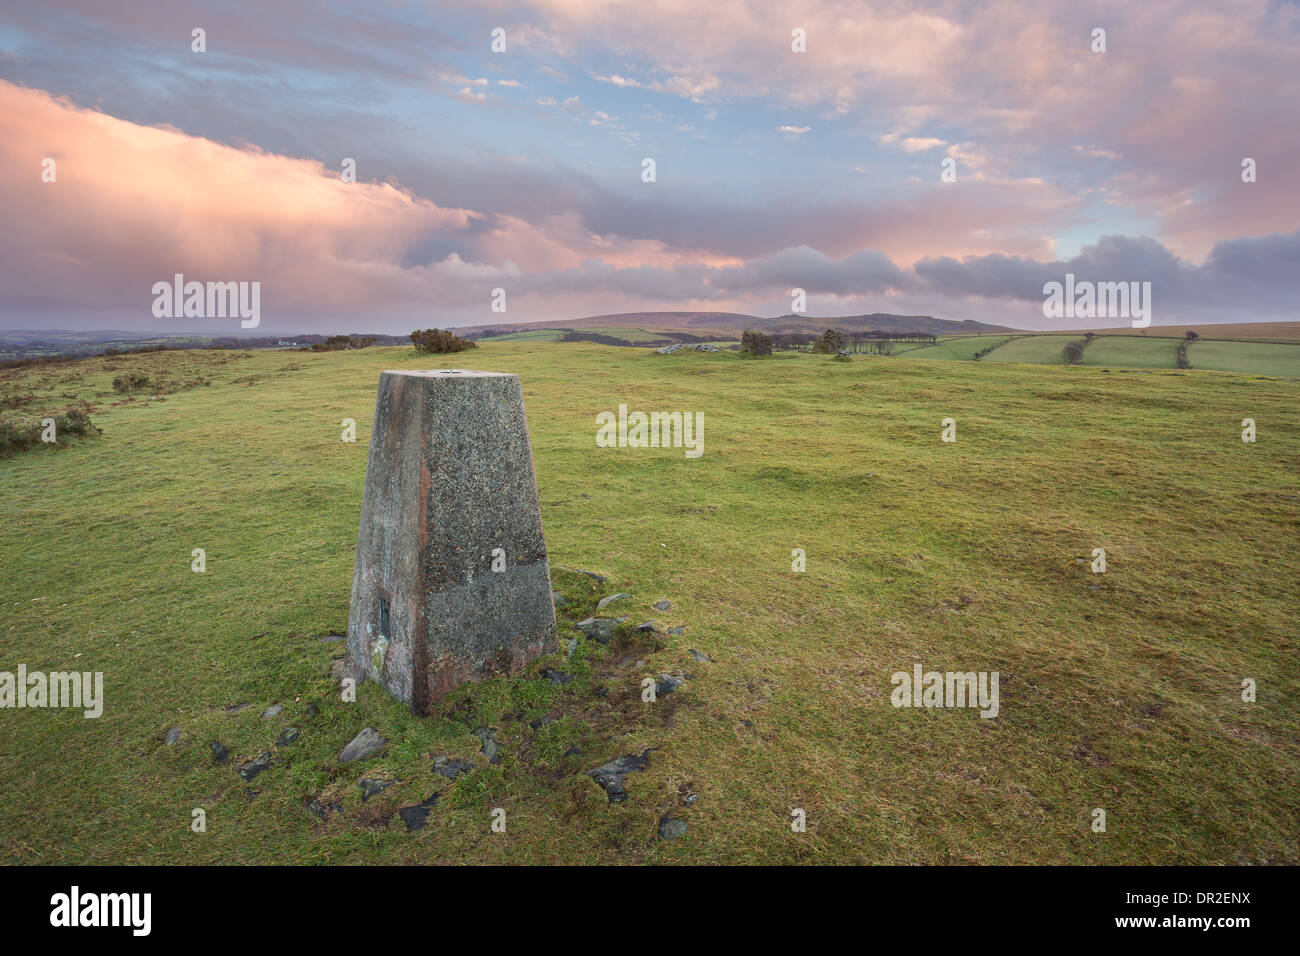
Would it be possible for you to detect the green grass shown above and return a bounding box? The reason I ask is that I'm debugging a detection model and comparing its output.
[486,328,567,342]
[899,335,1015,361]
[981,335,1078,364]
[1,344,1297,864]
[1080,336,1181,369]
[1189,340,1300,378]
[480,328,1300,378]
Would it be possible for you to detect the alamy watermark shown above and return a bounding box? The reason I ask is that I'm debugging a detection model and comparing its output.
[596,403,703,458]
[50,886,150,935]
[1,666,103,718]
[891,664,999,718]
[152,273,260,328]
[1043,274,1151,328]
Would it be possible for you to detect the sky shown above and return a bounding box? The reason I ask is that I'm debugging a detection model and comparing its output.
[1,0,1297,334]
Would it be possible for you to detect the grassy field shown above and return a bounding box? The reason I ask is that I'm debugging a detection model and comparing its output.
[1,343,1297,864]
[980,334,1077,364]
[891,332,1300,377]
[483,328,568,342]
[895,335,1016,361]
[1060,322,1300,343]
[1189,340,1300,377]
[1079,337,1181,369]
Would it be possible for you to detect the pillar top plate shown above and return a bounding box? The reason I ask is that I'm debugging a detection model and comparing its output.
[383,369,513,377]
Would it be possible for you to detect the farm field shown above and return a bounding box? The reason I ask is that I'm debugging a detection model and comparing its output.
[1189,340,1300,378]
[979,334,1077,364]
[1058,322,1300,343]
[894,335,1016,361]
[1079,337,1180,369]
[856,331,1300,377]
[1,342,1296,865]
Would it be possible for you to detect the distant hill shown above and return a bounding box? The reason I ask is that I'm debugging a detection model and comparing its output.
[463,311,1015,339]
[742,313,1016,335]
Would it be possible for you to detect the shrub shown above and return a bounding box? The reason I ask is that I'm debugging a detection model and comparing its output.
[112,371,151,393]
[740,330,773,356]
[410,329,478,354]
[0,408,102,458]
[1063,340,1085,364]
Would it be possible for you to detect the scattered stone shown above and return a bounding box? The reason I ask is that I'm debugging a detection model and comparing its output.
[261,703,283,719]
[566,638,579,658]
[305,703,319,717]
[164,727,182,746]
[575,617,618,644]
[564,746,581,758]
[667,626,686,636]
[359,779,397,801]
[433,756,474,780]
[319,634,345,643]
[276,727,300,746]
[688,649,713,663]
[329,659,346,681]
[588,750,652,803]
[238,753,271,781]
[656,675,684,696]
[558,566,606,584]
[475,726,501,764]
[543,669,572,686]
[657,343,719,354]
[339,727,387,763]
[224,702,251,714]
[309,798,344,819]
[552,591,567,607]
[596,593,632,611]
[739,719,754,729]
[634,621,658,633]
[653,599,671,611]
[594,686,609,698]
[658,816,688,840]
[681,791,700,807]
[399,793,440,831]
[211,741,229,763]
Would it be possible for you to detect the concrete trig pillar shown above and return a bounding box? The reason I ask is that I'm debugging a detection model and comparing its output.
[346,369,556,714]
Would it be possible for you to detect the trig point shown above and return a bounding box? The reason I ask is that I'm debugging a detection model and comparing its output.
[346,369,557,715]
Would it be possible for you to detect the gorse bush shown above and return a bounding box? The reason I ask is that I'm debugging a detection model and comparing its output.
[0,408,102,458]
[112,371,151,393]
[410,328,478,354]
[309,334,377,351]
